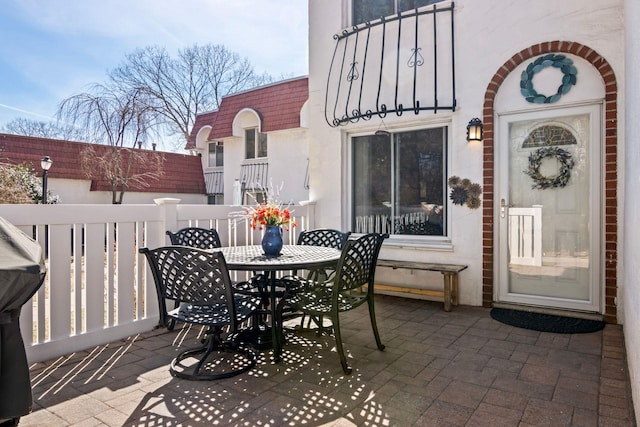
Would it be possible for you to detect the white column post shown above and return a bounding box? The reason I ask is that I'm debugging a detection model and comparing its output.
[154,198,181,245]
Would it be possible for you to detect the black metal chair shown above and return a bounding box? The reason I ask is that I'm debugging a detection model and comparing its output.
[165,227,223,330]
[283,232,388,374]
[287,229,352,328]
[139,246,261,380]
[297,228,351,249]
[166,227,222,249]
[296,228,351,281]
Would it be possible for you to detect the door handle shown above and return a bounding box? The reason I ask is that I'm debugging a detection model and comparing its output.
[500,199,507,218]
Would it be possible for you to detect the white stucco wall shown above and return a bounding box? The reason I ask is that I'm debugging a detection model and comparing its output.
[199,128,309,206]
[47,178,206,204]
[265,128,310,204]
[624,0,640,419]
[307,0,624,307]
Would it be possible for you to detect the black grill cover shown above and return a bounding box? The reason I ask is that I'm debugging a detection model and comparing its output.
[0,217,46,419]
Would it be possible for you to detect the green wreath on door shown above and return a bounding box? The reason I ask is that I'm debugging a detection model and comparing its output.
[524,146,574,190]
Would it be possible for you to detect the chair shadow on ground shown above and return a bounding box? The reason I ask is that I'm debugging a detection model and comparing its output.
[121,326,395,426]
[25,296,634,426]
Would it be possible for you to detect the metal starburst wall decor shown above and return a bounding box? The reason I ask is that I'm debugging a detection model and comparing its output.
[448,176,482,209]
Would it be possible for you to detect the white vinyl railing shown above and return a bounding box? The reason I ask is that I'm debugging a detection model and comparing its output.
[0,199,315,363]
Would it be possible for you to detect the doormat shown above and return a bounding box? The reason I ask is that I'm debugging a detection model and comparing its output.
[490,307,605,334]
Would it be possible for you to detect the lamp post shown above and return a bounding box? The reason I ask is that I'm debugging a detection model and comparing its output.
[40,156,53,204]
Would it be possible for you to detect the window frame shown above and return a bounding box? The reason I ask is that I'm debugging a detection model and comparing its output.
[207,141,224,168]
[245,128,268,159]
[244,190,267,205]
[351,0,444,26]
[346,124,452,246]
[207,194,224,205]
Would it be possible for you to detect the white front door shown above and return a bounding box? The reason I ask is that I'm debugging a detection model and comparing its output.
[497,104,601,312]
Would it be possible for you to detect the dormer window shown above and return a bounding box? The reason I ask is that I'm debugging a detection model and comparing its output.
[245,128,268,159]
[352,0,443,26]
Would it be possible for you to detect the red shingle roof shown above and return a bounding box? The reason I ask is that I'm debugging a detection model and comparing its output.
[190,77,308,143]
[0,133,205,194]
[185,110,218,150]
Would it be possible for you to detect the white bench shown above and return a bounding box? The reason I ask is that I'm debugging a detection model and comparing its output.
[375,260,468,311]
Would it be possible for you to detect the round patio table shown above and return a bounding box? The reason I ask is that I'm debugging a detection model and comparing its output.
[216,245,341,362]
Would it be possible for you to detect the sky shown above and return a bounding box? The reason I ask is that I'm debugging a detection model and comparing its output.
[0,0,308,130]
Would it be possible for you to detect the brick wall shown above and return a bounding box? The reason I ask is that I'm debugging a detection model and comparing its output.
[481,42,618,323]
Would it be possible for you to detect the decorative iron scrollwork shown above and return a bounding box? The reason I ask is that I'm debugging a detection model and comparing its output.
[347,62,360,82]
[325,3,456,127]
[408,47,424,68]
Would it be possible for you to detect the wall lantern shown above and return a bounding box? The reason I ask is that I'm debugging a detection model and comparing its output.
[466,118,483,143]
[40,156,53,204]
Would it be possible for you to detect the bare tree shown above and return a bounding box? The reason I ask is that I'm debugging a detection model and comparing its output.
[79,145,164,204]
[58,83,158,148]
[58,83,164,204]
[108,44,273,149]
[2,118,88,141]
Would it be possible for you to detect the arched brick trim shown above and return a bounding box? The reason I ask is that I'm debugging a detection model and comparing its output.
[481,41,618,323]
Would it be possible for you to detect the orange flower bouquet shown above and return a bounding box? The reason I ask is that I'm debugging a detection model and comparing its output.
[229,183,297,256]
[247,202,296,230]
[232,182,297,231]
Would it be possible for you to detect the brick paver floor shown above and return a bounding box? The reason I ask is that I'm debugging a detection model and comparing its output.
[20,295,635,426]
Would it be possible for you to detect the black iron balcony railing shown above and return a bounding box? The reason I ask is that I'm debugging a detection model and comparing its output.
[325,2,456,127]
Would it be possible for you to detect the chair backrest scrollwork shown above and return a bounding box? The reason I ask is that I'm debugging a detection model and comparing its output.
[297,229,351,249]
[166,227,222,249]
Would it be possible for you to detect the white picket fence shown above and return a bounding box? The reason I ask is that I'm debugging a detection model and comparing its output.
[0,199,315,363]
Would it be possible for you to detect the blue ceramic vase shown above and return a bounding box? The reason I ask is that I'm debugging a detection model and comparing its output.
[262,225,283,256]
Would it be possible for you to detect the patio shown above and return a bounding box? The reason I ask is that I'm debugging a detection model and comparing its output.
[21,295,634,426]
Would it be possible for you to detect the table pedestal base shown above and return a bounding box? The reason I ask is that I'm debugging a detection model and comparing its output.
[238,325,284,351]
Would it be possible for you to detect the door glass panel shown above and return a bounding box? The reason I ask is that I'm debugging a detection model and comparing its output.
[507,114,590,301]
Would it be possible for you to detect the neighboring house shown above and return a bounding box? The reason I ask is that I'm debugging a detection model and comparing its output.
[2,76,311,206]
[187,76,309,205]
[308,0,640,416]
[0,133,206,204]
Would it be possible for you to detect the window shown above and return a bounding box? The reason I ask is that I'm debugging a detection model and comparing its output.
[522,125,577,148]
[352,127,447,236]
[208,142,223,167]
[244,190,267,205]
[245,128,268,159]
[207,194,224,205]
[352,0,443,25]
